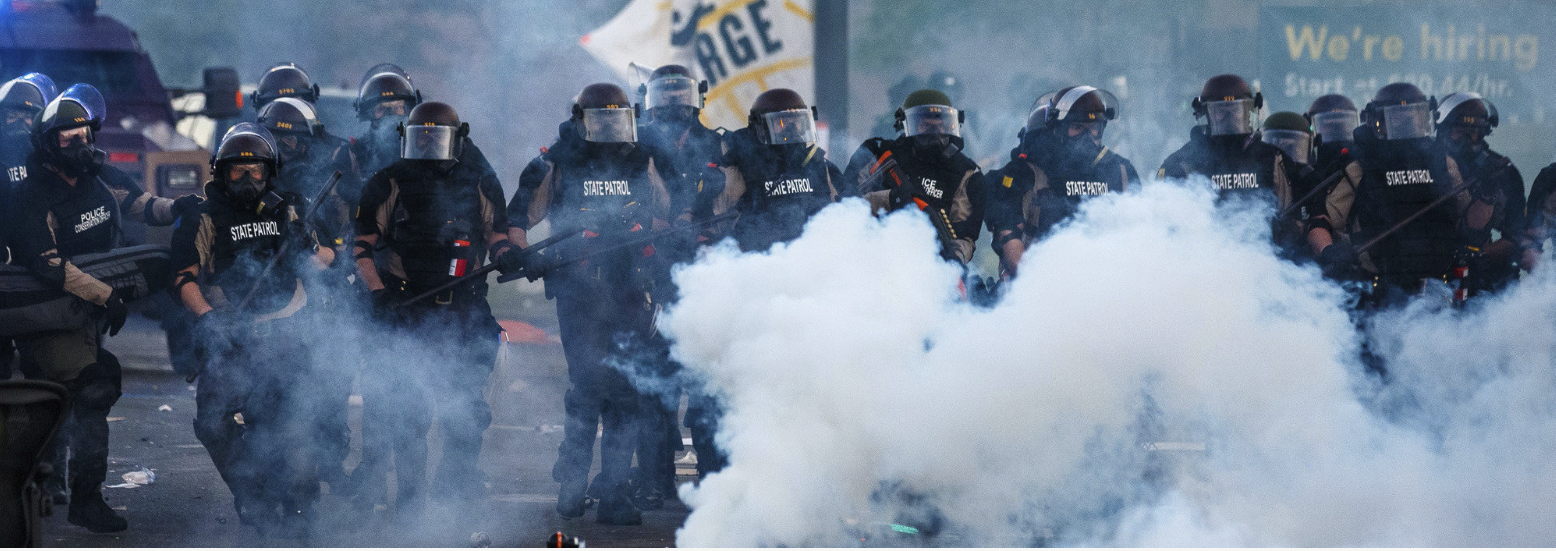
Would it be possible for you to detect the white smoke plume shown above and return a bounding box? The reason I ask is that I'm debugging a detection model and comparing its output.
[662,179,1556,547]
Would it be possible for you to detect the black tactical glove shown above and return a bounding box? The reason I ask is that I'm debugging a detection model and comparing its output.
[172,194,203,218]
[101,291,128,337]
[495,247,526,276]
[522,248,555,282]
[1318,242,1356,277]
[370,288,396,319]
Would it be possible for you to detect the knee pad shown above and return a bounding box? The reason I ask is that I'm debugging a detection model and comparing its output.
[73,374,121,412]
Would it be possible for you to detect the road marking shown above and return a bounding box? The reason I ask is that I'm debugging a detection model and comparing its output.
[489,493,557,503]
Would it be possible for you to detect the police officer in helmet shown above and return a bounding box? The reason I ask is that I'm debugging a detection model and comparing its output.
[173,123,333,537]
[1306,94,1361,170]
[1307,82,1508,305]
[508,82,673,525]
[8,84,138,533]
[252,63,321,111]
[351,65,422,183]
[1431,92,1528,289]
[843,88,985,265]
[986,86,1138,276]
[705,88,839,253]
[0,72,56,186]
[1159,74,1294,210]
[631,64,720,509]
[0,72,55,381]
[354,101,513,512]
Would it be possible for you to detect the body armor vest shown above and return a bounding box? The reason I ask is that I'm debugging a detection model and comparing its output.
[201,188,299,313]
[33,159,121,257]
[382,163,488,292]
[1352,140,1458,279]
[726,136,832,251]
[878,138,974,215]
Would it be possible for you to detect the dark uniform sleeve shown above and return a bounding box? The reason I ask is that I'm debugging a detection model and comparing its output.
[169,206,202,272]
[1526,163,1556,249]
[839,141,879,199]
[479,173,510,235]
[508,153,551,230]
[1157,144,1192,181]
[355,172,391,238]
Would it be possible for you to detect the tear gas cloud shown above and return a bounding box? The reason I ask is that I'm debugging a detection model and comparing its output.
[663,179,1556,547]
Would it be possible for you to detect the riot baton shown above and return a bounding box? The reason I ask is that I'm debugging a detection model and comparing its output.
[394,225,584,309]
[1275,165,1347,220]
[495,211,738,284]
[233,170,342,313]
[1354,165,1510,256]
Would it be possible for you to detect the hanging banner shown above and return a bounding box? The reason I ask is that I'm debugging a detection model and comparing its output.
[581,0,815,131]
[1259,3,1549,124]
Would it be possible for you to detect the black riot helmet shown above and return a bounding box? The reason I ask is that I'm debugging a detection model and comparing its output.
[1192,74,1262,136]
[1305,94,1359,145]
[252,63,320,108]
[573,83,639,143]
[212,122,280,203]
[0,73,57,138]
[355,68,421,121]
[398,101,468,161]
[33,84,106,174]
[640,64,707,120]
[748,88,816,146]
[1363,82,1435,141]
[1435,92,1498,136]
[256,97,324,138]
[0,73,58,115]
[894,89,962,137]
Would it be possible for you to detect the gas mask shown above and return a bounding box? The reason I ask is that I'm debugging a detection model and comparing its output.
[1444,126,1488,160]
[370,115,407,148]
[228,174,266,203]
[2,108,32,140]
[51,126,104,177]
[911,134,952,158]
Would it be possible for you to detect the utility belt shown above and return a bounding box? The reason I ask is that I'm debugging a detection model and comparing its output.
[381,273,485,307]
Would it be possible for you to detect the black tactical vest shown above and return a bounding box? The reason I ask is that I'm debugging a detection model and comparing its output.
[200,187,299,313]
[31,161,121,258]
[1035,150,1129,232]
[0,137,31,185]
[1352,139,1458,278]
[382,162,489,291]
[878,138,975,214]
[727,139,832,251]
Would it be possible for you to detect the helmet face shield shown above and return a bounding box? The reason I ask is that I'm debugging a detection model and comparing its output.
[902,104,961,137]
[1382,103,1433,140]
[645,76,700,110]
[581,108,638,143]
[60,84,106,127]
[1312,110,1359,144]
[1204,99,1255,136]
[1261,129,1312,165]
[761,109,816,145]
[401,124,458,160]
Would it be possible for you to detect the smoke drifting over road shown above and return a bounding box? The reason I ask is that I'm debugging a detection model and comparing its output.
[663,180,1556,547]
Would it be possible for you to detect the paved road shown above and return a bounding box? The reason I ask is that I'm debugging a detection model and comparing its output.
[37,286,697,548]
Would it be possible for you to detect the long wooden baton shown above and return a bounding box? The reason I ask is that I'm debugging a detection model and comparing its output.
[495,211,738,284]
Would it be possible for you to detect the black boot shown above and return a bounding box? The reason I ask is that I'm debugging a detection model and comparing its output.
[66,490,126,533]
[595,485,642,526]
[556,480,591,519]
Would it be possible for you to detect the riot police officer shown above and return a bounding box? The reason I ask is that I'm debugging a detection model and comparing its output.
[843,88,985,265]
[1526,163,1556,270]
[1159,74,1293,209]
[354,101,513,511]
[986,86,1138,276]
[507,83,673,525]
[0,73,56,186]
[632,64,720,508]
[1432,92,1528,290]
[173,123,333,537]
[1306,82,1512,305]
[351,65,422,181]
[706,88,839,253]
[255,95,359,493]
[1307,94,1361,170]
[0,73,55,381]
[1262,111,1319,258]
[252,63,321,111]
[8,84,135,533]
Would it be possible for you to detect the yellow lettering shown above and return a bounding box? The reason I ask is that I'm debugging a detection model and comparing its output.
[1364,34,1380,60]
[1383,35,1404,61]
[1515,35,1538,71]
[1285,24,1327,61]
[1327,34,1350,61]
